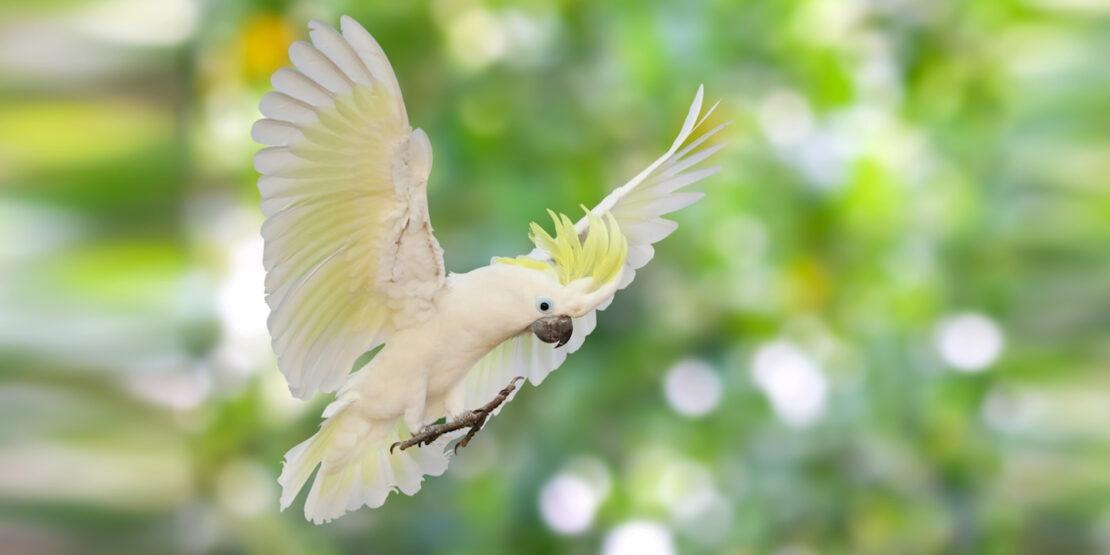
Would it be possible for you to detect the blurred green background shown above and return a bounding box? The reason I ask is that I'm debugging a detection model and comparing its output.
[2,0,1109,553]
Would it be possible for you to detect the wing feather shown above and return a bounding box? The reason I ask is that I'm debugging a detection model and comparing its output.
[271,67,333,107]
[308,20,374,86]
[288,40,353,94]
[259,91,317,125]
[339,15,407,120]
[252,119,305,146]
[659,144,726,181]
[256,19,445,398]
[624,218,678,244]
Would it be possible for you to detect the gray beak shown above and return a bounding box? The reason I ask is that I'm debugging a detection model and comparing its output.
[531,315,573,348]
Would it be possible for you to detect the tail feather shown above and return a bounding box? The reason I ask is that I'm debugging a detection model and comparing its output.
[278,406,457,524]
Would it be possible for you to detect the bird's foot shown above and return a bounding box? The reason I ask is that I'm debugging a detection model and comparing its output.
[390,377,524,454]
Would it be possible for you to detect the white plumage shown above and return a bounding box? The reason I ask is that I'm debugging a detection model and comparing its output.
[254,16,728,523]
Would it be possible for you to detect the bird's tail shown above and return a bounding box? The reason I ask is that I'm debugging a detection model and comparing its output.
[278,397,453,524]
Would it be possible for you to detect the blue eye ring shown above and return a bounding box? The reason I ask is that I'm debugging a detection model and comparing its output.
[536,296,554,313]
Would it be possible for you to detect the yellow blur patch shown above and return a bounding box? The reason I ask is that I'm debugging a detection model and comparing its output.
[241,13,298,81]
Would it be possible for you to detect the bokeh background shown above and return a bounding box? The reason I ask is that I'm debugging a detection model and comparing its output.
[2,0,1109,553]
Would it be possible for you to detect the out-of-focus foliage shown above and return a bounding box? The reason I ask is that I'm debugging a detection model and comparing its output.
[1,0,1108,553]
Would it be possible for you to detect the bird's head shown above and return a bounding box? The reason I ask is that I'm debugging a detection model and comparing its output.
[493,209,627,347]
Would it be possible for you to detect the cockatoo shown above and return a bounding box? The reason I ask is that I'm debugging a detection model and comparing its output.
[252,16,728,524]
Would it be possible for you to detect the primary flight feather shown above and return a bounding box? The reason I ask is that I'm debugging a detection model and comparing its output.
[253,16,729,523]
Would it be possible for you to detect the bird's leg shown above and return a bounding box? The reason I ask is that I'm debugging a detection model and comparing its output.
[391,377,524,454]
[402,381,428,436]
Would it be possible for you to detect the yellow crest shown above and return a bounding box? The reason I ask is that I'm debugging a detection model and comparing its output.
[496,208,628,289]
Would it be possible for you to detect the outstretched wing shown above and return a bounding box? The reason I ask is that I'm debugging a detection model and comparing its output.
[460,86,728,412]
[253,17,445,398]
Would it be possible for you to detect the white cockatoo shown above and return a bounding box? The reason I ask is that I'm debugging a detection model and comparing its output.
[252,16,728,523]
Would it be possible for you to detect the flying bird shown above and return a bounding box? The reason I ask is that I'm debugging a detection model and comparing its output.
[252,16,728,523]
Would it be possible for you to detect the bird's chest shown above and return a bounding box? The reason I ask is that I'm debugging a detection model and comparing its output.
[375,314,498,390]
[420,320,507,395]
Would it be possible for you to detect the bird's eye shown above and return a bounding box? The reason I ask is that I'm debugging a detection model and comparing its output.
[536,296,554,313]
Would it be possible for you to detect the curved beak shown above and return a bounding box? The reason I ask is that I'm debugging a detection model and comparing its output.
[530,315,573,348]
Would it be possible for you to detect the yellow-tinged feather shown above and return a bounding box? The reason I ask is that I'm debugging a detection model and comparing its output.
[492,256,551,273]
[497,208,628,290]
